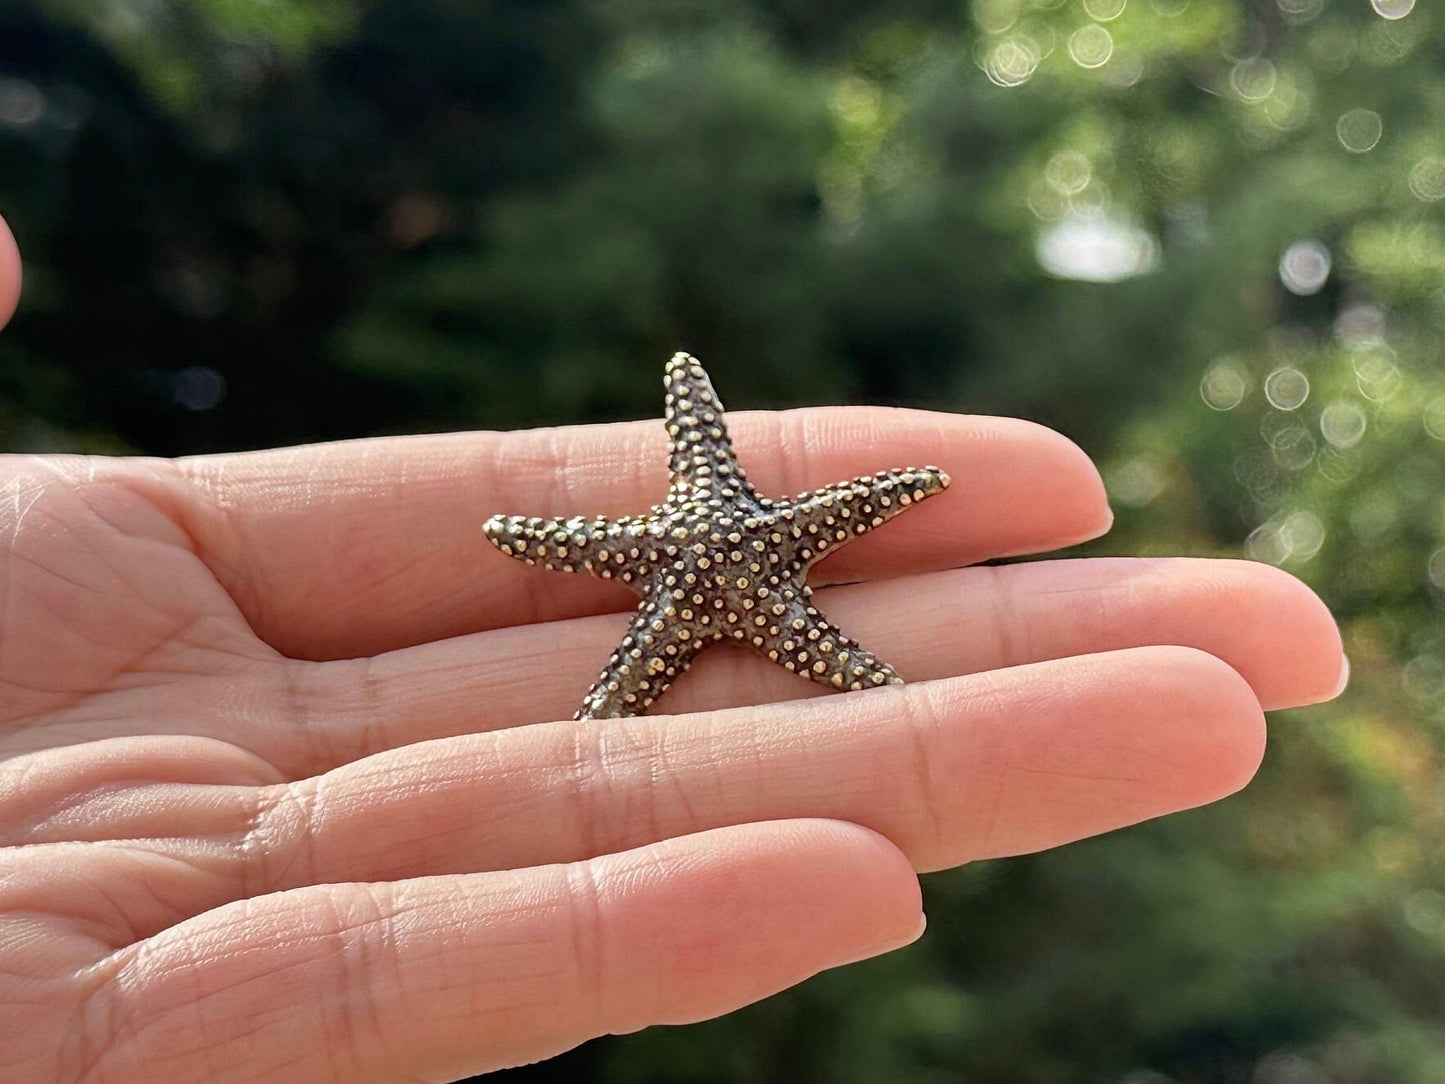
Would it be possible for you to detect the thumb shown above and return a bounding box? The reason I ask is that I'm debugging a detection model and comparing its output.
[0,213,21,330]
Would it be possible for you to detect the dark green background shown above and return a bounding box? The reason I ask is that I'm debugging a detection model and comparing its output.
[2,0,1443,1080]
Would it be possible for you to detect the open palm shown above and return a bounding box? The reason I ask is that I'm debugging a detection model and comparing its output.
[0,221,1344,1082]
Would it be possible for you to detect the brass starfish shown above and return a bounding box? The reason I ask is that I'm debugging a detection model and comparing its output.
[484,353,951,719]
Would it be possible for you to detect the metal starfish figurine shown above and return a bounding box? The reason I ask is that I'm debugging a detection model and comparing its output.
[484,353,950,719]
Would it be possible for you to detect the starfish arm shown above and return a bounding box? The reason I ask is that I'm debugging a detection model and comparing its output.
[663,353,758,503]
[776,466,951,568]
[483,513,656,589]
[577,588,710,719]
[736,586,905,692]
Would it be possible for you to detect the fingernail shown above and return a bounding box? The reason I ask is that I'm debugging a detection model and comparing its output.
[1330,654,1351,699]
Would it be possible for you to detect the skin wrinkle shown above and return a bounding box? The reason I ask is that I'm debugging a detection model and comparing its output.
[276,659,357,777]
[895,680,953,864]
[587,719,661,861]
[247,781,319,898]
[165,459,296,641]
[1,772,153,845]
[945,667,1015,862]
[563,859,607,1036]
[542,425,580,521]
[0,480,25,706]
[298,656,384,770]
[330,882,392,1083]
[70,963,130,1084]
[1,476,49,650]
[4,849,116,944]
[4,843,250,952]
[656,715,702,842]
[107,902,330,1078]
[71,472,190,555]
[2,501,253,742]
[168,484,263,623]
[569,723,608,868]
[981,564,1020,671]
[350,657,385,769]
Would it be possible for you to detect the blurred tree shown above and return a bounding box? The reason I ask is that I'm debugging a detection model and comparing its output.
[1,0,1443,1080]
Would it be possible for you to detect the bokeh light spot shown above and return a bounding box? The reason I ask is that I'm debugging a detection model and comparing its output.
[1102,53,1145,89]
[0,79,45,127]
[1422,398,1445,441]
[1264,368,1310,410]
[1262,83,1312,132]
[1249,510,1325,564]
[1370,0,1415,18]
[1036,212,1160,282]
[1270,423,1317,470]
[1334,303,1386,348]
[173,366,227,411]
[1231,58,1277,102]
[1282,510,1325,560]
[1320,401,1366,448]
[1348,489,1401,541]
[1201,358,1250,411]
[1336,109,1383,153]
[1276,0,1324,23]
[1353,348,1401,402]
[1083,0,1127,21]
[1069,25,1114,69]
[1403,655,1445,703]
[985,38,1040,87]
[1045,151,1092,196]
[1408,156,1445,202]
[1279,240,1331,295]
[1106,457,1166,507]
[1246,520,1290,565]
[1405,890,1445,938]
[975,0,1022,34]
[1427,547,1445,589]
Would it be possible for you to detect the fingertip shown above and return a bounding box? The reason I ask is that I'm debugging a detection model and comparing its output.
[598,819,925,1018]
[1262,565,1346,707]
[1146,645,1268,800]
[0,213,20,330]
[1042,422,1114,545]
[783,818,925,953]
[947,645,1270,860]
[991,417,1113,550]
[1202,560,1346,710]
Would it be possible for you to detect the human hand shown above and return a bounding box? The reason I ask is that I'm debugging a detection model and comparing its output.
[0,219,1344,1081]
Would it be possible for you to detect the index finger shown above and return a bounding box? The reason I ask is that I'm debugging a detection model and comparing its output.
[158,408,1109,659]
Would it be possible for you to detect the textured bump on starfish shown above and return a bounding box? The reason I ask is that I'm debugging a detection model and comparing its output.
[484,352,950,720]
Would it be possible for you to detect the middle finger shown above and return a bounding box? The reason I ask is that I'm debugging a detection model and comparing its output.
[280,555,1341,773]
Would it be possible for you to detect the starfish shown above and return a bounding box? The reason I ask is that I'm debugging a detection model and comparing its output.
[484,353,951,719]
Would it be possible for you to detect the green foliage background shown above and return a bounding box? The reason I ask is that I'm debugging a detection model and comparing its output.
[2,0,1443,1079]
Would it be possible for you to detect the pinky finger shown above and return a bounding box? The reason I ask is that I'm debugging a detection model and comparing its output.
[84,820,923,1082]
